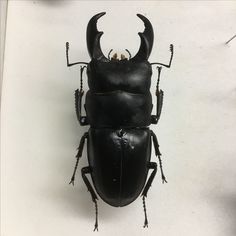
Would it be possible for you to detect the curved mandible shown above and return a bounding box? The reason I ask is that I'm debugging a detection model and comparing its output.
[86,12,109,61]
[131,14,154,62]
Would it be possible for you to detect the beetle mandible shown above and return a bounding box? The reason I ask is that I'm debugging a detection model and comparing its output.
[66,12,174,231]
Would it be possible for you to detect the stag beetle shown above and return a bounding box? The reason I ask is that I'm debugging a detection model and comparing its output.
[66,12,173,231]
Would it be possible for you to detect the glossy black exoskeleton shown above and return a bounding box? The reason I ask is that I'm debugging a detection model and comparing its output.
[66,12,174,231]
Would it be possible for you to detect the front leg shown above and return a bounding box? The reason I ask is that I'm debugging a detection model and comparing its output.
[151,67,164,124]
[151,89,164,124]
[75,89,88,126]
[75,66,88,126]
[151,45,174,124]
[150,44,174,68]
[66,42,88,67]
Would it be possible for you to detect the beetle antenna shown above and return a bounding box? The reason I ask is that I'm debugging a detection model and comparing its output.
[150,44,174,68]
[66,42,88,67]
[108,49,113,60]
[142,196,148,228]
[125,49,132,59]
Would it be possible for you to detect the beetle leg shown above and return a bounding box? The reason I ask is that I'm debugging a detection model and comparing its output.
[81,166,99,231]
[151,131,167,184]
[142,162,157,197]
[151,66,164,124]
[75,66,88,126]
[156,89,164,122]
[150,44,174,68]
[66,42,88,66]
[69,132,88,185]
[151,89,164,124]
[141,162,157,228]
[75,89,88,126]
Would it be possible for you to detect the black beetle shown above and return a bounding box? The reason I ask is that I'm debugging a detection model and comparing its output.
[66,12,173,231]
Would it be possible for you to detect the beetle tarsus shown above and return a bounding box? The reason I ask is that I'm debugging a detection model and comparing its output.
[65,42,88,67]
[93,224,98,232]
[157,154,168,184]
[142,196,149,228]
[69,177,75,186]
[93,200,99,231]
[69,157,79,185]
[150,43,174,68]
[162,175,168,184]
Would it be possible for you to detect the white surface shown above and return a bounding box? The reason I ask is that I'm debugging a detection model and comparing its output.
[0,0,8,93]
[1,1,236,236]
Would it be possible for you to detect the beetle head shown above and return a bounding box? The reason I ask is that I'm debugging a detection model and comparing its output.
[86,12,154,62]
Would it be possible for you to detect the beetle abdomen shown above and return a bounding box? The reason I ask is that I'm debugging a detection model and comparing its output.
[87,128,151,207]
[85,90,153,127]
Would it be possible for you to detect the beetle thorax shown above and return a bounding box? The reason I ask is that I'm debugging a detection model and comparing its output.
[87,59,152,94]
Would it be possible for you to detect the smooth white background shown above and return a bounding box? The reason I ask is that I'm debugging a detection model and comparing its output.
[1,1,236,236]
[0,0,8,92]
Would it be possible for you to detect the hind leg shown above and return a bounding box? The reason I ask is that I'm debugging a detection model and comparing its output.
[141,130,168,228]
[81,167,99,231]
[141,162,157,228]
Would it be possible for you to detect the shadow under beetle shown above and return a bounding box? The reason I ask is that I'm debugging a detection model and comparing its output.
[66,12,174,231]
